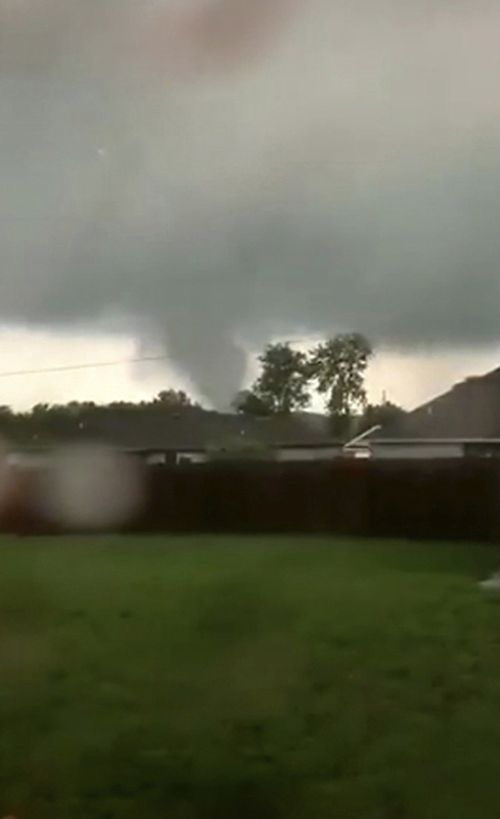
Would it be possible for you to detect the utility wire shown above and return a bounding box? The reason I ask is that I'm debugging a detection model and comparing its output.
[0,355,169,379]
[0,338,316,380]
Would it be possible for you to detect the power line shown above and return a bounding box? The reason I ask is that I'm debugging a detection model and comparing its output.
[0,355,169,380]
[0,338,318,380]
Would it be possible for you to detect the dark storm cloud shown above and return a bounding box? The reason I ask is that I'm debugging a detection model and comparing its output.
[0,0,499,404]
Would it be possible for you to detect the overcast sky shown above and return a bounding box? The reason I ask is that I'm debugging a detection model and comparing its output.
[1,0,500,410]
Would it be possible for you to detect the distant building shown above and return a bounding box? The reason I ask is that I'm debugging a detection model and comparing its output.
[354,366,500,459]
[8,409,343,464]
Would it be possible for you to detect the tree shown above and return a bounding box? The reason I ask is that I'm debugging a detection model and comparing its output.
[309,333,373,431]
[153,389,193,409]
[232,389,273,417]
[252,342,311,414]
[362,400,405,430]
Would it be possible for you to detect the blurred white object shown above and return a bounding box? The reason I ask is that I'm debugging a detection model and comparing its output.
[479,573,500,591]
[42,444,144,530]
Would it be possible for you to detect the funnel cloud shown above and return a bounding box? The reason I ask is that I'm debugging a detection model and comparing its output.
[1,0,500,405]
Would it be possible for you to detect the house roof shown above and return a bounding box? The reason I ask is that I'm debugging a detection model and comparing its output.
[71,407,338,451]
[371,366,500,441]
[368,438,500,445]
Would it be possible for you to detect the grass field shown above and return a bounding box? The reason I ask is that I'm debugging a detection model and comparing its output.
[1,535,500,818]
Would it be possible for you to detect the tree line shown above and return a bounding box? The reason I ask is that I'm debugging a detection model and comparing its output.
[0,390,198,445]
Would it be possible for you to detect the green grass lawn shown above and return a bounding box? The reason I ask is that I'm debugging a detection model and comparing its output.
[1,535,500,818]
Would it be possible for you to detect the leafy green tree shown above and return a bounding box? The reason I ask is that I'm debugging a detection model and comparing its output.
[232,390,273,416]
[310,333,373,430]
[252,342,311,414]
[154,389,193,409]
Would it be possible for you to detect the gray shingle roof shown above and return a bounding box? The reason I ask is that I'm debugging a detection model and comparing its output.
[77,408,337,451]
[374,366,500,440]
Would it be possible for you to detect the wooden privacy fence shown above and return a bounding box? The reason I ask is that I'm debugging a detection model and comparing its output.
[5,458,500,541]
[136,459,500,541]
